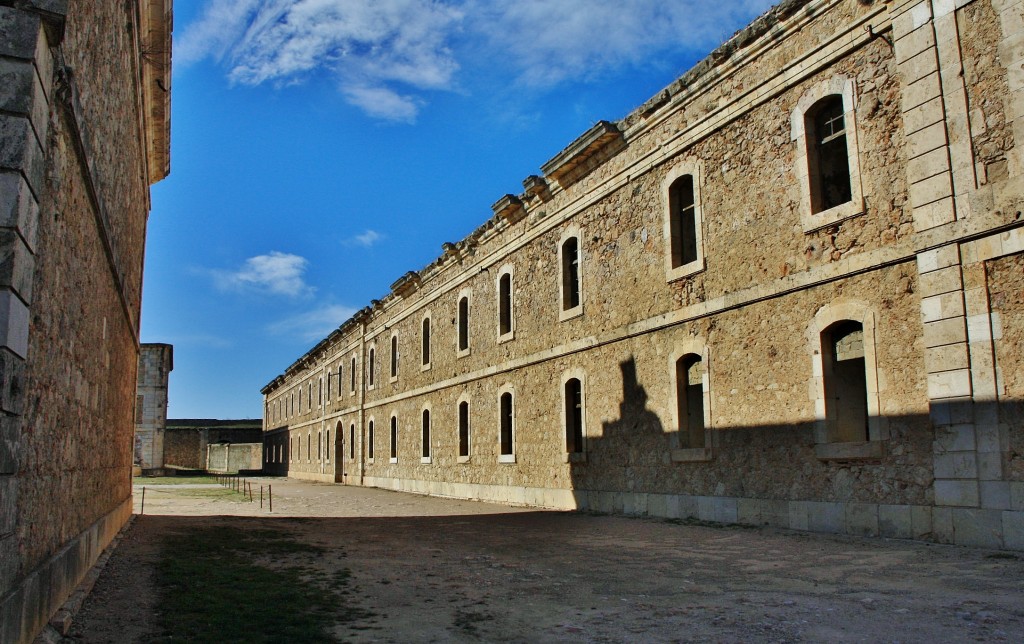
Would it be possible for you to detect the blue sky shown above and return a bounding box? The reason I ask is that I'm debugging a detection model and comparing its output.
[143,0,777,419]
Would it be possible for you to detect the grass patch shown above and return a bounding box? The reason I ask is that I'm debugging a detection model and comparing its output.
[173,488,246,500]
[134,476,220,485]
[155,525,370,642]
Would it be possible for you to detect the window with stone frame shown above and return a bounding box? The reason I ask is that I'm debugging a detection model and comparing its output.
[499,390,514,461]
[350,423,355,460]
[422,316,431,367]
[662,159,706,282]
[390,414,399,462]
[497,266,515,341]
[675,355,705,449]
[326,428,331,462]
[421,408,431,462]
[564,378,584,453]
[390,333,399,380]
[368,346,376,387]
[561,237,581,312]
[458,296,470,353]
[821,320,869,443]
[368,419,375,460]
[807,95,853,214]
[351,356,357,393]
[458,399,470,459]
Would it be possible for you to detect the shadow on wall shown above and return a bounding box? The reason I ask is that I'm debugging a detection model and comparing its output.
[565,356,1018,515]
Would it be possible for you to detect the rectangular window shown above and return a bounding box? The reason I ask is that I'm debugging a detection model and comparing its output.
[670,175,697,268]
[368,420,375,460]
[565,378,583,453]
[458,401,470,458]
[422,409,431,460]
[350,424,355,460]
[500,392,514,457]
[326,429,330,462]
[390,416,398,460]
[561,237,580,311]
[369,348,376,386]
[499,273,512,337]
[458,297,469,352]
[351,357,356,392]
[422,318,431,366]
[391,335,398,378]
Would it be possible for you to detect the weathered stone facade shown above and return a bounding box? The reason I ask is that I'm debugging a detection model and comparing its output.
[263,0,1024,550]
[0,1,171,641]
[134,343,172,471]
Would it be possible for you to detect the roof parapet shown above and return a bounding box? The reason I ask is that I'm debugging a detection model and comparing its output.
[491,194,526,225]
[390,271,421,298]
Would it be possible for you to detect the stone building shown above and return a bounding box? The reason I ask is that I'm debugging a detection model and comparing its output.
[0,1,171,642]
[134,343,173,472]
[263,0,1024,550]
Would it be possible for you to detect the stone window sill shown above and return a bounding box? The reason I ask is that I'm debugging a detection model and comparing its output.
[498,454,516,464]
[562,452,586,463]
[671,447,713,463]
[457,455,470,464]
[814,440,883,462]
[457,347,471,359]
[389,457,398,464]
[498,331,515,344]
[559,305,584,322]
[420,363,431,372]
[801,197,865,233]
[420,456,432,464]
[666,258,705,284]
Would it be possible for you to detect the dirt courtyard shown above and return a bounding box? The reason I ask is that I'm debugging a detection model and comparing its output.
[66,477,1024,642]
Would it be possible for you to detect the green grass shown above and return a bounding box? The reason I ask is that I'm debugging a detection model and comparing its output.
[172,488,246,500]
[133,475,220,485]
[154,525,370,643]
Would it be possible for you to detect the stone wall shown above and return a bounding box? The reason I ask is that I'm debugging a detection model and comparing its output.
[263,0,1024,550]
[134,344,172,469]
[206,443,262,474]
[0,1,171,642]
[164,422,263,470]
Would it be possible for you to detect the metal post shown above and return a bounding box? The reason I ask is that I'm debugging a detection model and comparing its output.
[268,484,272,513]
[260,485,263,508]
[140,486,146,515]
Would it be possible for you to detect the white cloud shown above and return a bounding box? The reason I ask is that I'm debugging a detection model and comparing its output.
[178,0,462,122]
[346,229,384,247]
[268,304,358,341]
[178,0,777,120]
[213,251,314,297]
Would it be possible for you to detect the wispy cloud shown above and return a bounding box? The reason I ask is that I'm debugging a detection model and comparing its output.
[268,304,358,341]
[178,0,776,121]
[345,229,384,247]
[212,251,314,297]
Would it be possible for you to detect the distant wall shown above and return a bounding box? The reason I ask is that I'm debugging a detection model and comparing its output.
[207,444,262,473]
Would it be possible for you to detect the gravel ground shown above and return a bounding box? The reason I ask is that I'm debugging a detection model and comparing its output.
[66,478,1024,643]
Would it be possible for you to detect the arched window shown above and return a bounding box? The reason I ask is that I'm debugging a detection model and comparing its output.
[458,400,470,458]
[326,370,331,400]
[368,419,375,460]
[675,355,705,449]
[668,175,698,269]
[368,347,376,386]
[350,356,357,392]
[421,409,431,461]
[422,317,431,366]
[390,334,399,379]
[499,390,514,460]
[306,434,311,461]
[821,320,869,442]
[350,423,355,460]
[561,237,580,311]
[807,95,852,213]
[326,428,331,462]
[458,296,469,352]
[564,378,583,453]
[390,415,398,461]
[317,431,322,460]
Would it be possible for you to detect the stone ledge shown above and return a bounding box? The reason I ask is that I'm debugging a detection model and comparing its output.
[671,447,714,463]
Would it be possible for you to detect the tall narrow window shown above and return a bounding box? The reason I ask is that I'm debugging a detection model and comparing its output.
[308,382,312,409]
[326,370,331,400]
[675,355,705,449]
[368,420,375,459]
[318,378,322,406]
[565,378,583,453]
[422,317,431,366]
[350,423,355,460]
[822,321,869,442]
[317,431,322,460]
[390,415,398,460]
[421,409,431,460]
[326,428,331,462]
[369,347,376,386]
[351,357,356,392]
[808,95,852,214]
[307,434,311,460]
[561,237,580,311]
[458,400,470,458]
[669,175,697,269]
[499,392,514,457]
[499,273,512,336]
[458,296,469,352]
[390,334,398,378]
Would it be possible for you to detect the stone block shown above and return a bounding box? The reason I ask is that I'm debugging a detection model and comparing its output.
[932,506,954,542]
[924,343,969,373]
[896,27,938,70]
[910,171,953,208]
[0,7,41,59]
[0,415,15,474]
[623,492,648,516]
[0,475,14,534]
[907,145,951,183]
[879,505,913,539]
[0,584,23,644]
[677,495,698,520]
[911,505,933,539]
[697,496,716,522]
[902,72,942,113]
[927,369,972,399]
[966,313,995,343]
[903,96,944,135]
[975,424,1004,454]
[1011,483,1024,511]
[912,195,956,230]
[0,171,39,252]
[919,265,963,298]
[892,2,932,41]
[1003,511,1024,551]
[920,291,964,324]
[980,481,1011,510]
[934,479,979,507]
[807,501,844,534]
[789,501,808,531]
[937,421,974,452]
[0,230,34,304]
[737,497,761,525]
[923,317,967,348]
[933,451,977,479]
[952,508,1003,549]
[760,499,790,528]
[916,244,959,274]
[977,452,1004,481]
[0,347,25,415]
[846,503,879,537]
[0,57,34,116]
[0,114,44,191]
[647,493,667,518]
[906,121,949,160]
